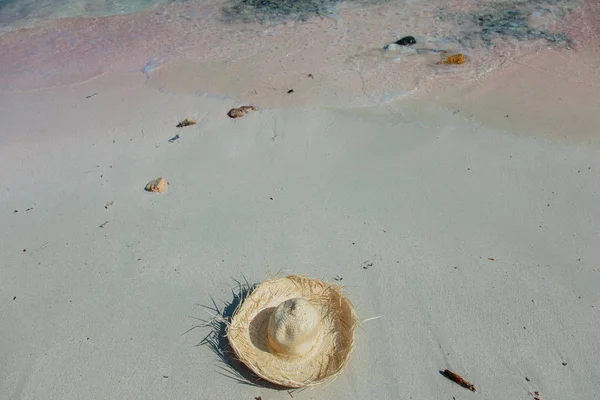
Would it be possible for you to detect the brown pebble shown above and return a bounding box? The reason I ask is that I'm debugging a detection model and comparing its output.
[145,177,169,193]
[227,106,257,119]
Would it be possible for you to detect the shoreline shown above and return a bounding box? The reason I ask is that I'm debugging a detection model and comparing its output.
[1,0,584,95]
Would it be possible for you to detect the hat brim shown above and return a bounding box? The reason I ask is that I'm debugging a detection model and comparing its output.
[227,275,357,388]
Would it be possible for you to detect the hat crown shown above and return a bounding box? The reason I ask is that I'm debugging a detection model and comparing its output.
[267,297,320,357]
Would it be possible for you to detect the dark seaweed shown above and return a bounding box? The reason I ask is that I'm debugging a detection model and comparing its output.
[222,0,340,23]
[221,0,390,24]
[395,35,417,46]
[473,7,570,46]
[439,0,577,48]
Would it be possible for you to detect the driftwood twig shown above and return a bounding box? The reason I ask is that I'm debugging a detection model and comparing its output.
[442,369,476,392]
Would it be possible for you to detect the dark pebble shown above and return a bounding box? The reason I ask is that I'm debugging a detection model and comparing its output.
[395,36,416,46]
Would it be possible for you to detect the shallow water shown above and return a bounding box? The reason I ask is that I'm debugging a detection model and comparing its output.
[0,0,591,101]
[0,0,180,25]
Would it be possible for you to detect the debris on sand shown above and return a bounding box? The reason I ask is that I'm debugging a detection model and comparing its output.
[442,369,476,392]
[395,36,416,46]
[176,118,196,128]
[145,177,169,193]
[168,134,180,143]
[384,35,416,52]
[228,106,258,119]
[438,54,466,65]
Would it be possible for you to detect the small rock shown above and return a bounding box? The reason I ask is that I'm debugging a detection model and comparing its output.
[145,177,169,193]
[227,105,257,119]
[395,36,416,46]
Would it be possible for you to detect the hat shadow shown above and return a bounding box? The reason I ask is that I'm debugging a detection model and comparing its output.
[188,277,296,392]
[248,307,275,353]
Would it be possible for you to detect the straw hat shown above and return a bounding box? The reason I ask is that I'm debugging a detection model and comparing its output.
[227,275,357,388]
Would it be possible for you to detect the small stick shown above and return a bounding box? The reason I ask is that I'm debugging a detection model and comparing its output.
[442,369,476,392]
[99,221,109,228]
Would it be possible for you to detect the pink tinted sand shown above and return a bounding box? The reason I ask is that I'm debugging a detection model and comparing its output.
[435,0,600,143]
[0,0,597,143]
[0,0,577,103]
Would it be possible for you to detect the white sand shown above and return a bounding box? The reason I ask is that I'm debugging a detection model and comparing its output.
[2,60,600,400]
